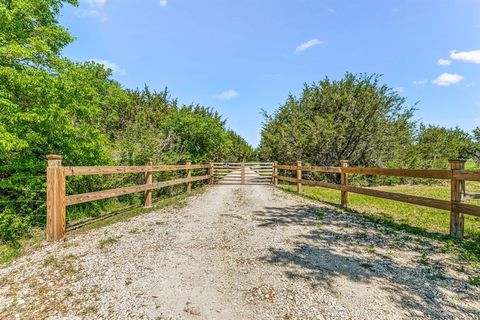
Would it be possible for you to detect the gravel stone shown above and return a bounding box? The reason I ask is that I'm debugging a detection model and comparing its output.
[0,184,479,319]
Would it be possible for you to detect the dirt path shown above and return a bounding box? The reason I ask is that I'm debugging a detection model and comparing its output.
[1,185,479,319]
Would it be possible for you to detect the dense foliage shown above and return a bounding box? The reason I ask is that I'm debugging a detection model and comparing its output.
[0,0,254,244]
[259,73,480,171]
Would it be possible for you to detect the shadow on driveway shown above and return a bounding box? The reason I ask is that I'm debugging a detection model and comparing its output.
[253,204,479,319]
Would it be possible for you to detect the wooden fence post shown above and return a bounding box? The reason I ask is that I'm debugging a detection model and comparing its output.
[273,161,278,186]
[340,160,349,208]
[208,162,214,184]
[450,159,466,240]
[186,160,192,192]
[296,160,302,193]
[241,162,245,185]
[144,159,153,208]
[46,154,66,241]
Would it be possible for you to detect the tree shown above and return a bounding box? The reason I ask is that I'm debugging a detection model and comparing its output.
[0,0,254,245]
[259,73,416,167]
[473,127,480,163]
[406,125,477,169]
[222,130,257,162]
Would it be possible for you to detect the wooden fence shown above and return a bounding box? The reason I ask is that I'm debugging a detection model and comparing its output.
[46,154,480,242]
[46,155,212,241]
[273,159,480,240]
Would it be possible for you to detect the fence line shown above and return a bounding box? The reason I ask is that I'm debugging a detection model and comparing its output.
[43,155,480,242]
[46,155,213,241]
[273,159,480,240]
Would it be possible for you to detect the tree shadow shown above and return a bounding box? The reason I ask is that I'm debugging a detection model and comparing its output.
[253,204,480,319]
[279,187,480,265]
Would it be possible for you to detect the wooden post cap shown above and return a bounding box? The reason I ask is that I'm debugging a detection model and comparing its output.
[340,160,349,165]
[448,159,467,164]
[47,154,63,161]
[449,159,466,170]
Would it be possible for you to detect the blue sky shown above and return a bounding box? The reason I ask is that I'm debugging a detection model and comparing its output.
[60,0,480,146]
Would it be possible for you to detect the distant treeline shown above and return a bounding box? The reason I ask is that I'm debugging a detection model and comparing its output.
[0,0,255,243]
[259,73,480,175]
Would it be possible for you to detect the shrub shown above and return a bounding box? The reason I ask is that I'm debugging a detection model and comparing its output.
[0,210,30,245]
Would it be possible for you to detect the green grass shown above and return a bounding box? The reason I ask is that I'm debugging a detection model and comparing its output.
[465,159,480,170]
[280,182,480,264]
[0,229,43,265]
[0,245,21,264]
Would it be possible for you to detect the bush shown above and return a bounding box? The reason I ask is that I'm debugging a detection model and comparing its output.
[0,210,30,245]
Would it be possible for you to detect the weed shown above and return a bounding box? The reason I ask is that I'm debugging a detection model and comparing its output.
[81,306,98,315]
[426,271,446,281]
[468,274,480,286]
[417,253,429,266]
[63,253,76,260]
[98,236,120,249]
[365,247,376,254]
[43,255,58,267]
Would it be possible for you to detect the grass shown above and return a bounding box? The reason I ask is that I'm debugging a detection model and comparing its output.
[0,229,43,265]
[280,182,480,265]
[98,236,120,250]
[0,245,22,265]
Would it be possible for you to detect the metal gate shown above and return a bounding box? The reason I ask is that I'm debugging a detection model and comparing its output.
[212,162,273,185]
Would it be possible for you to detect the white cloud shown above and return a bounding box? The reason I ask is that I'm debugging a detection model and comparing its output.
[159,0,168,6]
[437,58,451,66]
[90,59,127,76]
[75,9,107,22]
[77,0,108,21]
[214,89,239,101]
[413,80,428,85]
[295,39,324,53]
[450,49,480,64]
[432,73,464,86]
[83,0,107,7]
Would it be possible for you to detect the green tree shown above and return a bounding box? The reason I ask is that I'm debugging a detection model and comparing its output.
[222,130,256,162]
[259,73,415,167]
[406,125,477,169]
[0,0,127,241]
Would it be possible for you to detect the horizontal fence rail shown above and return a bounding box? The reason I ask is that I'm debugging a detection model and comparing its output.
[212,162,274,185]
[46,155,213,241]
[273,159,480,240]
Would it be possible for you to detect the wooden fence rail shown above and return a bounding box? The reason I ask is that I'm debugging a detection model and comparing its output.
[46,154,480,242]
[273,159,480,240]
[46,155,212,241]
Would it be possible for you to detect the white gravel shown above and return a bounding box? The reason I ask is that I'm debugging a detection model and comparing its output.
[1,184,479,319]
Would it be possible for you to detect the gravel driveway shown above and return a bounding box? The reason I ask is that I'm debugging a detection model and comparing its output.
[1,185,479,319]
